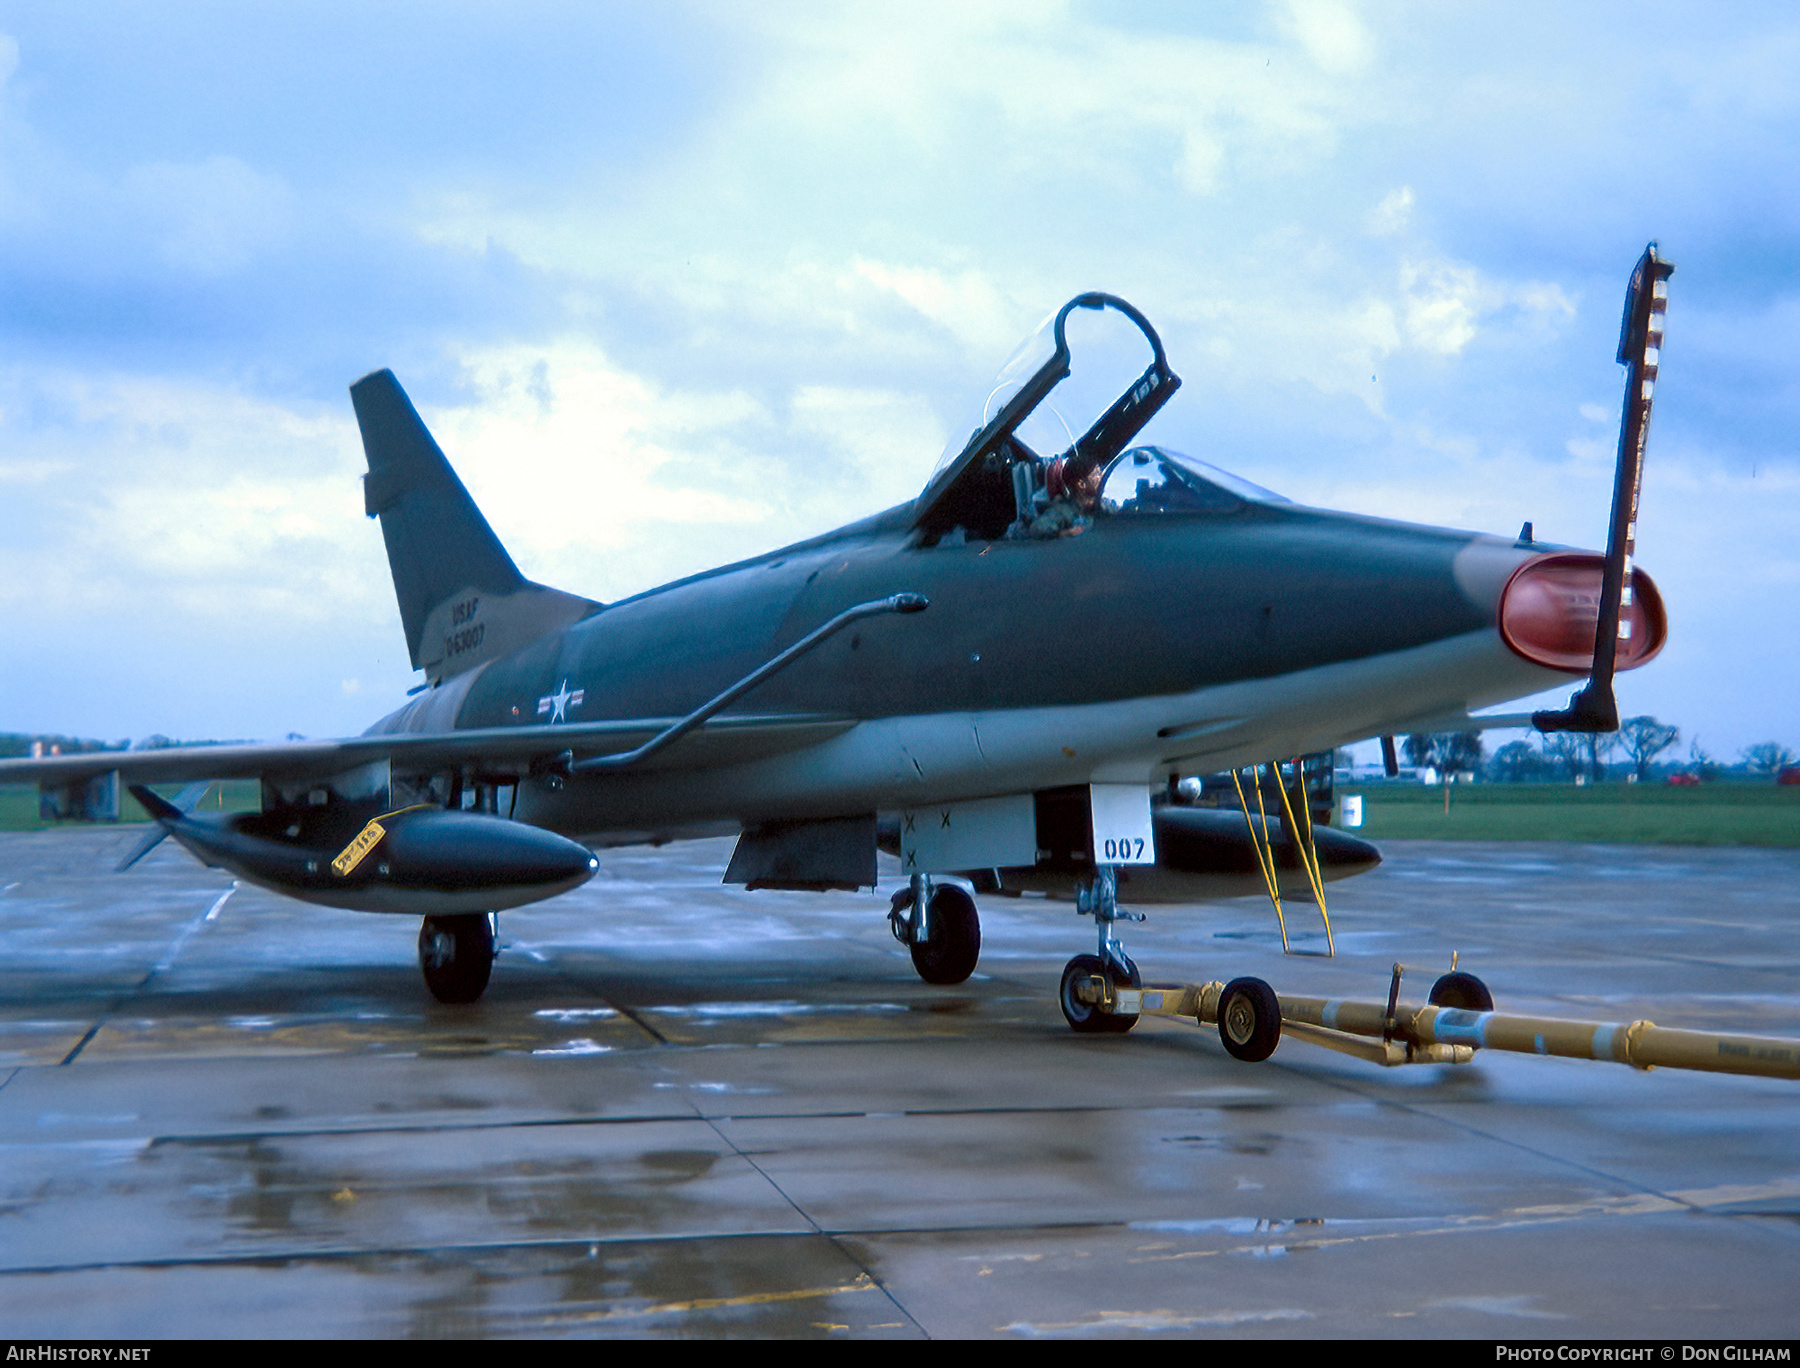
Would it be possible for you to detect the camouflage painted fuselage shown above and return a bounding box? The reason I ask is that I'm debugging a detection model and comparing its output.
[374,494,1579,845]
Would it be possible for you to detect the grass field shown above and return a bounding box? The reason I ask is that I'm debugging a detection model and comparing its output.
[0,780,261,832]
[1338,781,1800,846]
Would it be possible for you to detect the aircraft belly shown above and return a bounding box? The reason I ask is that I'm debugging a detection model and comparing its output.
[1151,629,1572,770]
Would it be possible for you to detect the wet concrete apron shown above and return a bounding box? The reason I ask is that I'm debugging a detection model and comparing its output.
[1,829,1797,1337]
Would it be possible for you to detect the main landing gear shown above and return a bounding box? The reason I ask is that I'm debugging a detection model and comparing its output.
[418,912,496,1003]
[890,874,981,985]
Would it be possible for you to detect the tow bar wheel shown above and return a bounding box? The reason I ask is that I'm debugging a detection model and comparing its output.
[1428,970,1494,1012]
[1217,976,1281,1062]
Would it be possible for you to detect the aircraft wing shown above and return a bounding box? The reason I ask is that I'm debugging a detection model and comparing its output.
[0,713,858,788]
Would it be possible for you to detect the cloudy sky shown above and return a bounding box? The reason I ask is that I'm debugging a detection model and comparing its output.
[2,2,1796,765]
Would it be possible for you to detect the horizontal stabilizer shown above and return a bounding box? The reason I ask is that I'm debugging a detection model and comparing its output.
[126,783,185,824]
[116,781,210,870]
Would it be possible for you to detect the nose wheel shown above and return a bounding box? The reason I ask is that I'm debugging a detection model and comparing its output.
[418,913,496,1003]
[1059,952,1142,1033]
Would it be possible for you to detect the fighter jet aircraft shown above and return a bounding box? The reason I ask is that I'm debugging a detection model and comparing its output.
[2,250,1672,1024]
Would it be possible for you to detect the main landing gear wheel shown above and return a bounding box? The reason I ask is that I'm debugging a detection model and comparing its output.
[1217,976,1281,1062]
[1429,970,1494,1012]
[419,913,495,1004]
[1059,953,1142,1034]
[909,884,981,985]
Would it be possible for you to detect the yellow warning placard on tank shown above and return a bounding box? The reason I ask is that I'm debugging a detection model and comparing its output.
[331,818,387,877]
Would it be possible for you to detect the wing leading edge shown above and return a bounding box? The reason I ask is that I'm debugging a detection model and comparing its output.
[0,714,858,791]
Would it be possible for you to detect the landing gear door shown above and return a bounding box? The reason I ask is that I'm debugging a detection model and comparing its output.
[903,784,1156,876]
[899,793,1038,876]
[1089,784,1155,866]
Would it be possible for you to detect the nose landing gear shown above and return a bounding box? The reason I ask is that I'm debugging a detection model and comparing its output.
[1059,867,1146,1033]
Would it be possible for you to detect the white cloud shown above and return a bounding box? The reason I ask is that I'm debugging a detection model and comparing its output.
[411,1,1366,296]
[431,341,768,583]
[1400,257,1482,356]
[0,369,368,622]
[1398,256,1574,359]
[1563,435,1613,469]
[788,383,944,508]
[424,340,944,602]
[1279,0,1374,76]
[851,258,1020,360]
[1367,186,1414,237]
[1166,239,1574,415]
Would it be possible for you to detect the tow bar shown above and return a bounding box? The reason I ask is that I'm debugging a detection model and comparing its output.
[1068,962,1800,1080]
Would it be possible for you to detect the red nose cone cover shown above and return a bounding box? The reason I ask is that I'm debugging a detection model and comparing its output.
[1499,553,1667,673]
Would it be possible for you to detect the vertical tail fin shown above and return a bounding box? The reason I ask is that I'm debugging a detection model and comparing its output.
[351,370,599,685]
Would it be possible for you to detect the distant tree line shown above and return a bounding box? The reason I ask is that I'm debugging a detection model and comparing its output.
[0,733,128,759]
[1399,721,1797,784]
[1,733,238,759]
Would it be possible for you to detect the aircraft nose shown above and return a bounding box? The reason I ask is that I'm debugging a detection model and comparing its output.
[1498,553,1668,673]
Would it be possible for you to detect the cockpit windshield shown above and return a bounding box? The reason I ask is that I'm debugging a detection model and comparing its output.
[1100,446,1288,514]
[914,293,1181,543]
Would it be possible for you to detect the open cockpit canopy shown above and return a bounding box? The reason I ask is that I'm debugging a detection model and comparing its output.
[911,294,1289,543]
[913,293,1180,543]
